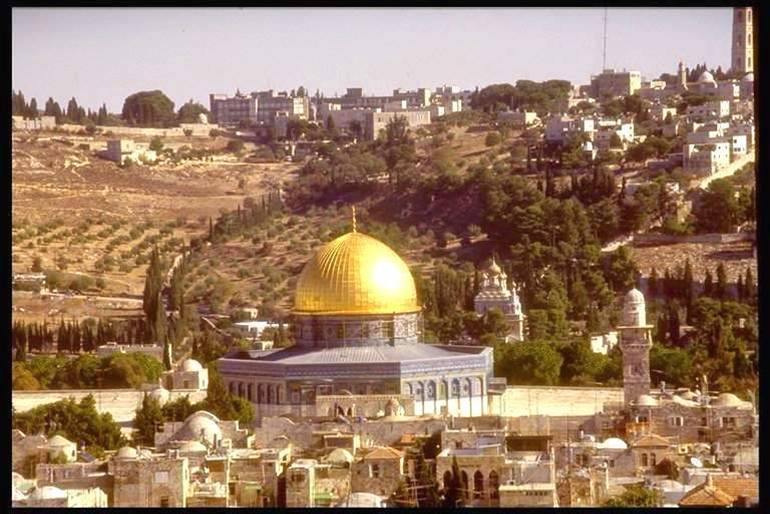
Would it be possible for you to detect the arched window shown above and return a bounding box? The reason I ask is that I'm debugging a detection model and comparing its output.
[641,453,648,467]
[473,470,484,499]
[651,453,657,466]
[247,384,253,402]
[460,471,470,499]
[451,379,460,397]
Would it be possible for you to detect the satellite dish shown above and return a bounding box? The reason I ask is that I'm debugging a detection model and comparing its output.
[690,457,703,468]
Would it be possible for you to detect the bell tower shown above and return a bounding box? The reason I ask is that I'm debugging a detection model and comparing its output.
[731,7,753,75]
[618,288,653,406]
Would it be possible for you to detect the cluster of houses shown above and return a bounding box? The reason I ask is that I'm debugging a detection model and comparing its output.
[209,85,470,141]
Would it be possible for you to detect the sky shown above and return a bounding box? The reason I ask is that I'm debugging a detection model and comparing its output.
[12,7,733,113]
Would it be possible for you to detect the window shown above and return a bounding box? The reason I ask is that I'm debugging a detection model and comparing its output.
[371,464,380,478]
[154,471,169,483]
[672,416,684,427]
[160,497,170,508]
[641,453,648,467]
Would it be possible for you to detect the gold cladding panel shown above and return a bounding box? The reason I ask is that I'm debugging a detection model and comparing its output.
[294,232,420,315]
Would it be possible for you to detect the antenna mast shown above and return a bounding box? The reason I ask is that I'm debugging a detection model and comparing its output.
[602,8,608,71]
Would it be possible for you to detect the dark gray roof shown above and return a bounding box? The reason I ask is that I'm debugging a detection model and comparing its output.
[219,343,493,379]
[226,343,486,365]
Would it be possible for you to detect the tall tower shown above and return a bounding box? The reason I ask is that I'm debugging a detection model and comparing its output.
[731,7,753,75]
[677,61,688,91]
[618,288,653,406]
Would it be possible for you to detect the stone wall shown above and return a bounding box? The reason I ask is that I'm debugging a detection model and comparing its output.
[55,123,218,138]
[13,389,207,424]
[492,386,624,417]
[633,232,755,246]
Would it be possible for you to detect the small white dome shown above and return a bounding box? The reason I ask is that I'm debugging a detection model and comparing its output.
[116,446,138,459]
[12,487,27,502]
[29,486,67,500]
[324,448,354,465]
[636,394,659,407]
[625,288,645,304]
[601,437,628,450]
[178,440,207,453]
[12,472,25,485]
[181,358,203,372]
[176,411,222,444]
[698,71,716,84]
[149,386,170,404]
[741,72,754,82]
[47,434,73,447]
[713,393,745,407]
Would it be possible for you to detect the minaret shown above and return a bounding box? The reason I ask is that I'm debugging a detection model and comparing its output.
[618,288,653,406]
[677,61,688,91]
[731,7,753,75]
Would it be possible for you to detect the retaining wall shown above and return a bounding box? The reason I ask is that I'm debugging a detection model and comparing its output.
[12,388,207,424]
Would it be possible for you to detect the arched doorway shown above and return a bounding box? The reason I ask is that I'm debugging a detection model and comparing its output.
[489,470,500,501]
[443,471,452,491]
[473,470,484,500]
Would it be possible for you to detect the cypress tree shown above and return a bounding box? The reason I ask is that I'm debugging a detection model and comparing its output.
[648,268,659,298]
[745,268,755,303]
[715,263,728,300]
[683,259,694,308]
[703,270,714,297]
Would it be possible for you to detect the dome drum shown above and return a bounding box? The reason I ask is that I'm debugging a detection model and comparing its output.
[293,312,421,348]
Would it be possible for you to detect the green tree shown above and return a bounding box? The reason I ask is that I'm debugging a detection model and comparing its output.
[177,99,210,123]
[12,396,126,452]
[693,179,740,233]
[715,262,728,300]
[485,132,502,147]
[495,340,563,385]
[133,395,165,445]
[121,90,176,127]
[149,136,164,153]
[227,139,245,153]
[603,485,663,507]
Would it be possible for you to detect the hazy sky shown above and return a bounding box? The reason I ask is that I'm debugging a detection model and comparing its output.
[13,7,733,112]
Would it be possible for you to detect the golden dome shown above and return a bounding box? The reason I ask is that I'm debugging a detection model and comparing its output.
[294,231,420,315]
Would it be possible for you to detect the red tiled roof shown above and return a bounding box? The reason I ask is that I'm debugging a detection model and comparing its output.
[630,433,671,448]
[713,476,758,501]
[363,446,404,460]
[678,484,734,507]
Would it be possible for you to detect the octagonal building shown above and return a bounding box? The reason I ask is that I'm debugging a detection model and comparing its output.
[218,228,494,419]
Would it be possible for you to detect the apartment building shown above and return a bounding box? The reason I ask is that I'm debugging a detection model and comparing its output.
[589,69,642,99]
[209,91,258,126]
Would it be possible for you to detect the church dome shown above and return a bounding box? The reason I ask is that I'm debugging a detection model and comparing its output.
[698,71,716,84]
[294,231,419,315]
[488,258,502,275]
